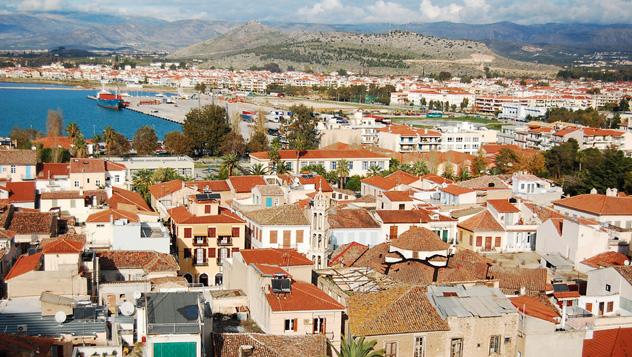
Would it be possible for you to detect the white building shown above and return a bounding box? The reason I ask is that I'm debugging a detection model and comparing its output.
[439,123,497,154]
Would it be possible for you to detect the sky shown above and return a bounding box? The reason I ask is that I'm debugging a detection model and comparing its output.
[2,0,631,24]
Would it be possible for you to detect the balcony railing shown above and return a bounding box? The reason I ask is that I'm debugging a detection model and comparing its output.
[193,257,208,266]
[217,237,233,246]
[193,237,207,246]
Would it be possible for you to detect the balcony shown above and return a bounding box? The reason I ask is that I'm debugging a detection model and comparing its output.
[193,236,207,246]
[193,257,208,266]
[217,236,233,246]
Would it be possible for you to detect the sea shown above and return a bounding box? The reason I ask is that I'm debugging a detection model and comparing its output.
[0,82,182,139]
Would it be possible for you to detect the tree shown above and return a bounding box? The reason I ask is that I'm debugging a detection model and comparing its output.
[368,166,383,177]
[183,104,230,156]
[338,335,384,357]
[345,175,362,192]
[164,131,193,155]
[263,63,282,73]
[71,133,88,158]
[275,161,291,174]
[220,119,246,157]
[219,153,242,178]
[132,169,154,202]
[437,71,452,82]
[10,128,40,149]
[457,164,470,181]
[442,163,455,180]
[410,161,429,176]
[268,138,283,173]
[248,113,269,152]
[103,127,131,156]
[66,122,80,139]
[335,159,350,187]
[337,69,348,76]
[471,151,487,176]
[194,82,207,94]
[495,148,520,174]
[282,105,320,150]
[301,164,327,176]
[583,147,632,193]
[152,167,184,182]
[133,126,158,156]
[248,163,268,175]
[47,110,63,136]
[545,139,579,178]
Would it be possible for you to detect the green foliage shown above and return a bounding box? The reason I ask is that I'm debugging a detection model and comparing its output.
[544,139,579,179]
[339,335,384,357]
[282,105,320,150]
[345,175,362,192]
[495,148,520,174]
[301,164,327,176]
[132,126,159,156]
[66,122,80,139]
[103,126,131,156]
[132,169,155,202]
[183,104,230,156]
[248,163,268,175]
[10,127,41,149]
[442,163,455,180]
[545,108,606,128]
[557,67,632,82]
[219,153,243,178]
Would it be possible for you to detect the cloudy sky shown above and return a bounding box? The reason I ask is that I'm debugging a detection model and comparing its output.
[2,0,631,24]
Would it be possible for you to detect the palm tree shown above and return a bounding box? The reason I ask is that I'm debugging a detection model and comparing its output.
[368,165,382,177]
[335,159,350,188]
[220,153,242,177]
[72,134,88,158]
[132,169,155,202]
[275,161,291,174]
[338,336,384,357]
[249,163,268,175]
[66,122,80,139]
[103,126,116,156]
[411,161,430,176]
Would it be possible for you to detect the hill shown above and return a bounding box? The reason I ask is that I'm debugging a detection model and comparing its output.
[170,21,288,59]
[170,25,559,77]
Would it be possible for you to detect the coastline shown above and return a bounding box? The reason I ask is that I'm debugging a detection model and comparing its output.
[0,78,178,93]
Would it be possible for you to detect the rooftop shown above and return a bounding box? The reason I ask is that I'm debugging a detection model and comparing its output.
[245,204,309,226]
[390,227,450,252]
[265,281,344,312]
[240,248,313,267]
[554,194,632,216]
[146,292,200,335]
[212,333,327,357]
[427,284,516,319]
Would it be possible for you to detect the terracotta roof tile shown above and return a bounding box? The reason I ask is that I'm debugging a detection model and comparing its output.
[391,227,450,252]
[554,194,632,216]
[265,281,344,312]
[348,286,449,336]
[250,149,387,160]
[245,204,308,226]
[329,242,369,267]
[361,176,397,190]
[510,295,559,323]
[383,190,413,202]
[582,252,629,269]
[149,179,184,199]
[40,191,83,200]
[186,180,231,192]
[5,181,36,203]
[7,210,55,235]
[441,184,475,196]
[297,175,332,192]
[228,176,267,193]
[168,206,244,225]
[327,209,380,229]
[41,235,85,254]
[0,150,37,165]
[420,173,453,185]
[488,266,547,295]
[458,210,504,232]
[583,327,632,357]
[385,170,419,185]
[97,251,179,273]
[240,248,313,266]
[109,187,152,212]
[4,252,42,280]
[377,209,454,224]
[36,163,70,179]
[87,209,140,223]
[488,199,520,213]
[69,158,107,173]
[212,333,327,357]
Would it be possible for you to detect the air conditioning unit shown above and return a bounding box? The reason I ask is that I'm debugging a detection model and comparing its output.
[16,324,27,334]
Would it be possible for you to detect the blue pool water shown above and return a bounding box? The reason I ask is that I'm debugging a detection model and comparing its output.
[0,82,182,139]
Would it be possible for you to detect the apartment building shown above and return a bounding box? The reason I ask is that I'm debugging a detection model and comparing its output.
[377,124,442,153]
[167,193,246,287]
[439,123,497,154]
[0,150,37,182]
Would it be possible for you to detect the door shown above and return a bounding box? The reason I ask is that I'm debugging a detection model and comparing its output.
[389,225,398,239]
[154,342,196,357]
[599,302,605,316]
[485,236,492,251]
[196,248,204,265]
[283,230,291,248]
[265,197,273,207]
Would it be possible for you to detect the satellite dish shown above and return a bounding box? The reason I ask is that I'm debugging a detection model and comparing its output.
[54,311,67,324]
[133,291,142,300]
[120,301,135,316]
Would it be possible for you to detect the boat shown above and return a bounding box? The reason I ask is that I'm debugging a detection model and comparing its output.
[96,90,126,110]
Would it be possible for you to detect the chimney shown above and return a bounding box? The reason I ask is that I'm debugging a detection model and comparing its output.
[606,188,618,197]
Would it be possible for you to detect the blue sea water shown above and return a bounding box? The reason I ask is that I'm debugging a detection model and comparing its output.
[0,82,182,139]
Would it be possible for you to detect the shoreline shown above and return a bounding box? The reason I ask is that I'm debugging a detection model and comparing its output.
[0,78,178,93]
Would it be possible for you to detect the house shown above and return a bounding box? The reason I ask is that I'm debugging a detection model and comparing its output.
[511,295,585,357]
[459,175,512,203]
[582,327,632,357]
[167,193,246,286]
[377,124,442,153]
[212,333,328,357]
[375,208,457,243]
[251,184,286,208]
[108,186,158,221]
[360,170,419,197]
[2,206,58,249]
[68,158,126,190]
[243,204,311,254]
[5,235,87,298]
[96,250,179,283]
[378,190,414,210]
[536,216,609,267]
[582,265,632,319]
[511,173,563,205]
[39,190,106,222]
[327,209,381,250]
[108,156,195,182]
[0,150,37,181]
[249,149,390,176]
[36,162,71,192]
[137,292,206,357]
[348,286,450,357]
[224,248,344,348]
[227,175,267,200]
[85,209,170,253]
[1,181,37,208]
[439,184,476,206]
[149,179,198,218]
[553,192,632,230]
[427,284,519,357]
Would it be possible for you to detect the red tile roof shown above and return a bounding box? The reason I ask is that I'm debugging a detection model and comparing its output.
[149,179,184,199]
[109,187,152,212]
[186,180,231,192]
[69,158,107,173]
[327,209,380,229]
[37,163,70,179]
[377,209,454,224]
[553,127,580,137]
[250,149,387,160]
[583,328,632,357]
[33,136,74,149]
[97,251,179,273]
[361,176,397,190]
[253,264,289,276]
[458,210,504,232]
[420,173,454,185]
[554,194,632,216]
[441,184,474,196]
[383,190,413,202]
[265,281,344,312]
[329,242,368,267]
[488,199,520,213]
[582,252,630,269]
[240,248,313,266]
[41,235,85,254]
[510,295,559,323]
[583,128,624,137]
[0,150,37,165]
[297,175,333,192]
[228,175,267,193]
[4,252,42,280]
[391,227,449,252]
[5,181,36,203]
[87,209,140,223]
[386,170,420,185]
[168,206,244,225]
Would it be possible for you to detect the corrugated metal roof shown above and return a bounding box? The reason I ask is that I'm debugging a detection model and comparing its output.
[0,312,106,336]
[427,285,516,319]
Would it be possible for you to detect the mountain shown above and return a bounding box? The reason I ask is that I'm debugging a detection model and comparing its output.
[0,11,234,51]
[170,21,288,59]
[172,24,558,77]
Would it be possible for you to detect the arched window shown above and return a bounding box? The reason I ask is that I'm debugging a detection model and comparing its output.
[215,273,223,286]
[199,273,209,287]
[183,273,193,284]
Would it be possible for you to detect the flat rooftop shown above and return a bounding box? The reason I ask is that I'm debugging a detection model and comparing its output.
[146,292,200,335]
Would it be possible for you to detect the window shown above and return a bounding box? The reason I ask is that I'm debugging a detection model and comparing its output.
[606,284,611,292]
[398,203,405,210]
[414,336,425,357]
[450,338,463,357]
[489,335,501,355]
[70,199,76,208]
[10,165,15,174]
[330,161,337,170]
[183,248,191,259]
[363,161,369,170]
[74,181,80,188]
[208,227,216,237]
[313,317,325,334]
[114,175,120,183]
[205,205,211,214]
[95,179,101,187]
[385,342,398,357]
[86,178,90,184]
[347,161,353,170]
[183,228,192,238]
[270,230,278,244]
[607,301,614,312]
[296,230,304,243]
[231,227,240,237]
[586,302,592,312]
[284,319,297,332]
[476,236,482,247]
